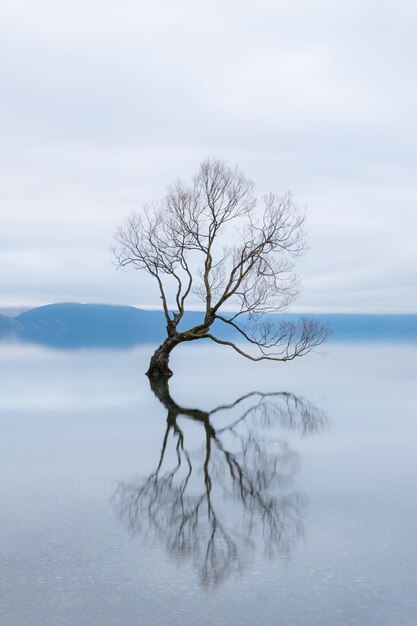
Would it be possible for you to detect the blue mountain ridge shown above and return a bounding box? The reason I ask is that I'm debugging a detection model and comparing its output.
[0,302,415,349]
[0,314,12,336]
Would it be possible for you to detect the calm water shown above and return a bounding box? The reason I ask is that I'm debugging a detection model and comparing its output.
[0,341,416,625]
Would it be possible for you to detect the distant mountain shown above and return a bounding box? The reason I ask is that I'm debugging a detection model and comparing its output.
[0,314,12,336]
[14,303,168,348]
[0,303,415,349]
[246,313,417,344]
[0,307,30,317]
[307,313,417,342]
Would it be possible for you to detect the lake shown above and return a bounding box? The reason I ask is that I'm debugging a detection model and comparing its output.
[0,340,416,625]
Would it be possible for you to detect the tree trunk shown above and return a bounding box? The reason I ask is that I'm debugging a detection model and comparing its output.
[146,337,181,378]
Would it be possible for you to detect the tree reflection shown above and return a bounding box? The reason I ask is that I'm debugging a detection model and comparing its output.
[112,379,328,587]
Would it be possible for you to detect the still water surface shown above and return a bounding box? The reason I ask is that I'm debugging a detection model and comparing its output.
[0,341,416,625]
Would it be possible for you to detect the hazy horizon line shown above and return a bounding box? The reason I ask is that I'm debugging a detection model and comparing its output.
[1,302,416,317]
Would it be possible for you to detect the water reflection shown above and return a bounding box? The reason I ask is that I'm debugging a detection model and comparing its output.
[112,380,328,587]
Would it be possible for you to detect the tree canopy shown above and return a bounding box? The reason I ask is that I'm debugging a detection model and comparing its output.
[113,157,328,377]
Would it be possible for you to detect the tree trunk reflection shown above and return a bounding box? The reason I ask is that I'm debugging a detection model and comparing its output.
[112,379,328,587]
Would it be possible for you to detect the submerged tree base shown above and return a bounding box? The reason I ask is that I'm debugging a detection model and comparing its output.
[145,359,174,378]
[145,340,178,378]
[146,368,174,379]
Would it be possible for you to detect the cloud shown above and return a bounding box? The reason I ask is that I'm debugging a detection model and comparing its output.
[0,0,416,311]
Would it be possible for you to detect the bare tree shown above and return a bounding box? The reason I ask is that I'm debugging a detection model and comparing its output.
[113,157,328,378]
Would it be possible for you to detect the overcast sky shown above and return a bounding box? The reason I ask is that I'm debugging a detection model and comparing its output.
[0,0,416,313]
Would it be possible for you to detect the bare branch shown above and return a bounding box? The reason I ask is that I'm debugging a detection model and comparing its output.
[206,317,328,361]
[113,157,328,377]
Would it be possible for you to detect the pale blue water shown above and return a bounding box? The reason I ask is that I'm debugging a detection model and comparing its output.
[0,341,416,625]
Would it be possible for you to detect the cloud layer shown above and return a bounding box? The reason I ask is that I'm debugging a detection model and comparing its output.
[1,0,416,311]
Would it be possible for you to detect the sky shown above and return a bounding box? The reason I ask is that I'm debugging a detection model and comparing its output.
[0,0,416,313]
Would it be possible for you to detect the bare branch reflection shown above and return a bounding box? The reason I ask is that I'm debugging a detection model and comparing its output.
[112,380,328,587]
